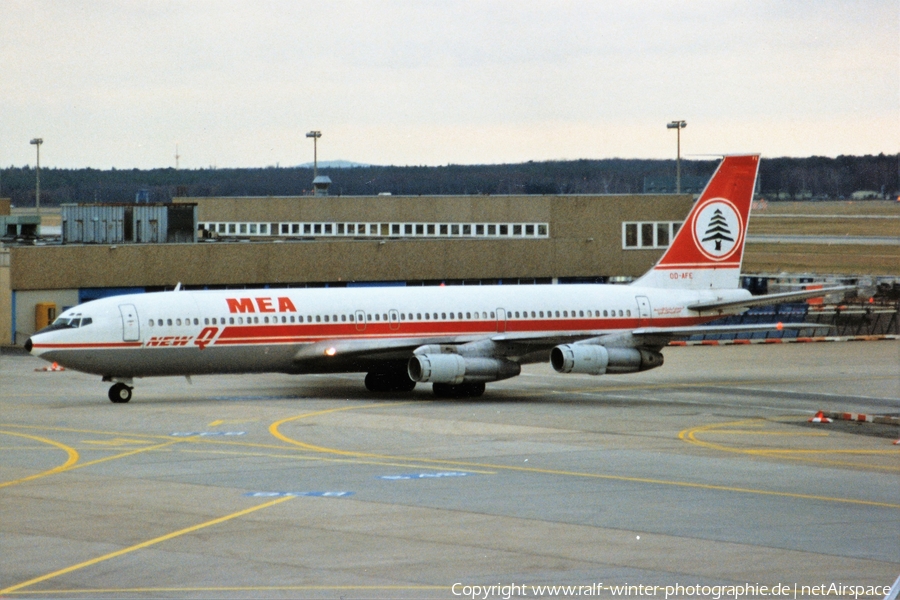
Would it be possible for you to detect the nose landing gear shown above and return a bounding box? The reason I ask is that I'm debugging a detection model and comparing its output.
[108,382,133,403]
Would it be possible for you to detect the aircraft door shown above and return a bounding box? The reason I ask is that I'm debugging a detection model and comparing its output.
[354,310,366,332]
[635,296,652,327]
[119,304,140,341]
[389,310,400,331]
[496,308,507,333]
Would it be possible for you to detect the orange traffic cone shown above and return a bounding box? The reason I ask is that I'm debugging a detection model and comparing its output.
[808,411,832,423]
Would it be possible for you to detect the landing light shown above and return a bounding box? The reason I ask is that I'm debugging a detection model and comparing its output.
[324,347,337,356]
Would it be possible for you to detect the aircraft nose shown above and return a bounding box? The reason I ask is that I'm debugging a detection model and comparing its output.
[24,338,33,353]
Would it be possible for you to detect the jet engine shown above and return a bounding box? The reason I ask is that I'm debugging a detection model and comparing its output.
[549,344,663,375]
[408,353,521,384]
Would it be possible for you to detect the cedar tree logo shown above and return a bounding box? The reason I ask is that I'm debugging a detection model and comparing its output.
[691,198,743,261]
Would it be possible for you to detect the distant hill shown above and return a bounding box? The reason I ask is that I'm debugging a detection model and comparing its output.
[297,160,371,169]
[1,154,896,207]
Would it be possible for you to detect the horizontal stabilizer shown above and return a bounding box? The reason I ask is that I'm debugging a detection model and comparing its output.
[687,286,855,313]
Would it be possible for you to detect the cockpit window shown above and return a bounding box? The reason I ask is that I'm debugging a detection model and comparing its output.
[49,314,92,329]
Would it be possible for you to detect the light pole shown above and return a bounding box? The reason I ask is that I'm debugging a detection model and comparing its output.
[306,130,322,179]
[30,138,43,215]
[666,121,686,194]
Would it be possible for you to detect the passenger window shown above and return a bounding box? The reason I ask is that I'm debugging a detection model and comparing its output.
[316,316,321,322]
[167,319,173,326]
[193,318,199,325]
[334,315,338,322]
[539,311,544,318]
[627,310,631,316]
[603,310,608,317]
[229,317,234,324]
[579,311,584,317]
[618,310,623,317]
[424,313,429,320]
[148,320,154,327]
[466,312,470,319]
[531,311,536,318]
[349,314,354,322]
[417,313,422,320]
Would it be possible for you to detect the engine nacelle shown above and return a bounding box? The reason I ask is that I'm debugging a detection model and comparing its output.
[408,354,521,384]
[550,344,663,375]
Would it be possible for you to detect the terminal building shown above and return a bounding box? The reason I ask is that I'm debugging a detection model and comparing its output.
[1,192,695,345]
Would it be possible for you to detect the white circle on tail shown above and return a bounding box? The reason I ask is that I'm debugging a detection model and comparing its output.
[691,198,743,261]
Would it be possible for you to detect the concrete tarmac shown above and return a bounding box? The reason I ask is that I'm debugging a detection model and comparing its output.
[1,342,898,599]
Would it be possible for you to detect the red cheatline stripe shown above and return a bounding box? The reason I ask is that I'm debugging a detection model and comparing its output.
[31,342,143,349]
[651,263,742,270]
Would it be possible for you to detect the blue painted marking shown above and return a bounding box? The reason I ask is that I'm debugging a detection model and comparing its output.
[378,472,473,480]
[170,431,246,437]
[243,491,354,498]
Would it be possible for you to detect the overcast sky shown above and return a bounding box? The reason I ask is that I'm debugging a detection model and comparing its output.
[2,1,897,169]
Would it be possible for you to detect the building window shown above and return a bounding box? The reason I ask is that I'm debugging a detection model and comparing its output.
[623,221,680,249]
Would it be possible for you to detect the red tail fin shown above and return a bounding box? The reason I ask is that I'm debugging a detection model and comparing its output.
[632,154,760,290]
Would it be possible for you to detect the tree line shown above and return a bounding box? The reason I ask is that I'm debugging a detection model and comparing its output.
[1,154,896,207]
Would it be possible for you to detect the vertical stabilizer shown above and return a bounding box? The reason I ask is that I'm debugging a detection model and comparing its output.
[632,154,759,290]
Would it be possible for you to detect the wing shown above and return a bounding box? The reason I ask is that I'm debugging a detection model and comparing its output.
[687,286,855,313]
[292,320,825,371]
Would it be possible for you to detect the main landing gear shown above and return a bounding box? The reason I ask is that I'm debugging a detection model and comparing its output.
[108,382,133,403]
[432,382,486,398]
[365,370,417,393]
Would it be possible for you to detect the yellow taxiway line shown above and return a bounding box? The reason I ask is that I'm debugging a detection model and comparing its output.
[0,496,295,595]
[269,405,900,510]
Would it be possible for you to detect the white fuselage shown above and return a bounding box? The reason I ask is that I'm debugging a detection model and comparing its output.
[28,283,747,379]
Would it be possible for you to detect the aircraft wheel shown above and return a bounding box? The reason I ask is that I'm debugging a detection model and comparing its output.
[108,383,133,403]
[466,382,486,397]
[432,382,485,398]
[365,371,416,393]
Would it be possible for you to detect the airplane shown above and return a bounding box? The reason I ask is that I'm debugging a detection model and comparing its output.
[26,155,851,403]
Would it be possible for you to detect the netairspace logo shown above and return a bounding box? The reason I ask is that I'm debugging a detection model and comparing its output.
[450,582,894,599]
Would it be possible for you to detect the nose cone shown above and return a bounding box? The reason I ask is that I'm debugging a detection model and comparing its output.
[24,337,33,353]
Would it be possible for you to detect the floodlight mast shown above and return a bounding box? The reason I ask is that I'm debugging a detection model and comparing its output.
[666,120,687,194]
[30,138,43,216]
[306,130,322,179]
